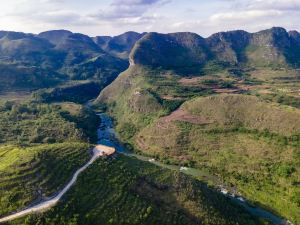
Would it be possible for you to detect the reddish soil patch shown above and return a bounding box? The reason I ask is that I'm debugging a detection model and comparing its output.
[178,77,201,86]
[135,137,148,150]
[161,95,185,100]
[160,108,210,125]
[212,88,242,94]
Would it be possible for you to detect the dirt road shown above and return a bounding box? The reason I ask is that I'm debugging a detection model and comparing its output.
[0,145,113,223]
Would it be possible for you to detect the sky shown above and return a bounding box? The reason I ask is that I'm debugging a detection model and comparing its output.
[0,0,299,37]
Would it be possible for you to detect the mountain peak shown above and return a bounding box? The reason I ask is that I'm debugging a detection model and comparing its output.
[129,27,300,70]
[1,31,31,40]
[38,30,73,45]
[94,31,145,59]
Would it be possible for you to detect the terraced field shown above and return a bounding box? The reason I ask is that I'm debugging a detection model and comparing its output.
[9,155,263,225]
[0,142,90,217]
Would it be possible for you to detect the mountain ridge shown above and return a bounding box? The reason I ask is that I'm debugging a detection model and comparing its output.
[129,27,300,72]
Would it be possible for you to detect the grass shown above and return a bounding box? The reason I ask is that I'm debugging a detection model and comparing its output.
[0,101,99,144]
[136,124,300,223]
[9,155,262,225]
[182,94,300,136]
[0,92,100,219]
[95,65,215,144]
[32,80,102,104]
[134,110,300,224]
[97,65,300,224]
[0,142,91,217]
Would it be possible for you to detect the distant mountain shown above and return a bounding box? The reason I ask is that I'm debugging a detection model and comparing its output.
[1,27,299,92]
[206,30,250,64]
[38,30,73,45]
[93,35,112,48]
[130,32,211,73]
[130,27,300,73]
[0,30,130,91]
[94,31,146,59]
[0,63,65,92]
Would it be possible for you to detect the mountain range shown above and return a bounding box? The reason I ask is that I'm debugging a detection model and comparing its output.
[0,30,144,92]
[95,27,300,224]
[130,27,300,72]
[1,27,299,93]
[0,26,300,225]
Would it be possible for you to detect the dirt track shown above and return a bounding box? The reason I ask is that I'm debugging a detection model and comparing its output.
[0,145,115,223]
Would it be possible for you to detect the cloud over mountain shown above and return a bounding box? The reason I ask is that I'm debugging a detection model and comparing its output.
[91,0,169,25]
[0,0,298,36]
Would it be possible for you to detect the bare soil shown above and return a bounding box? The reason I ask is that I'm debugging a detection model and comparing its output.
[178,77,201,86]
[161,95,185,100]
[160,108,210,125]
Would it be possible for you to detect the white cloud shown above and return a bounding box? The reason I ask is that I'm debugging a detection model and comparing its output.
[210,10,283,22]
[247,0,300,11]
[0,0,298,36]
[91,0,169,25]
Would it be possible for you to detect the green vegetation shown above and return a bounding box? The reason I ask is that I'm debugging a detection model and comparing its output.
[259,93,300,109]
[182,94,300,135]
[0,101,99,144]
[32,81,102,104]
[0,142,90,217]
[0,30,129,94]
[0,63,65,92]
[1,27,300,224]
[97,63,300,224]
[96,65,215,143]
[0,96,99,218]
[10,155,261,225]
[133,95,300,223]
[130,28,300,73]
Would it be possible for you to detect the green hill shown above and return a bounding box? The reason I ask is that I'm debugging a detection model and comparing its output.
[129,27,300,73]
[32,81,102,104]
[0,63,65,92]
[94,31,145,59]
[0,143,90,217]
[0,30,128,93]
[182,94,300,135]
[0,98,96,218]
[1,26,300,225]
[9,155,262,225]
[130,32,211,73]
[96,64,300,224]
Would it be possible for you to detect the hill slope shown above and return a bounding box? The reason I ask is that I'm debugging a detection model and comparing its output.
[93,31,145,59]
[0,143,90,217]
[9,155,263,225]
[96,62,300,224]
[129,27,300,73]
[0,30,129,92]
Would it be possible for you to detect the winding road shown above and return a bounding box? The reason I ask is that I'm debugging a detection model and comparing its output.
[0,146,111,223]
[0,113,293,225]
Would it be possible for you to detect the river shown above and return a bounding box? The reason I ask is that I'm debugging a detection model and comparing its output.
[0,112,292,224]
[96,113,293,225]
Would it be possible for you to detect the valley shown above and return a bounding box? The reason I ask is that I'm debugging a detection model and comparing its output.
[95,27,300,224]
[0,26,299,225]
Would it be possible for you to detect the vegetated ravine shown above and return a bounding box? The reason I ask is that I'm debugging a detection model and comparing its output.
[0,112,293,225]
[96,113,293,225]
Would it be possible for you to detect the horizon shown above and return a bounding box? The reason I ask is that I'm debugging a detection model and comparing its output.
[1,26,298,38]
[0,0,299,37]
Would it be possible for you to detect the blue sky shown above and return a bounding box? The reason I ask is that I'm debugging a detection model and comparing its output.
[0,0,299,37]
